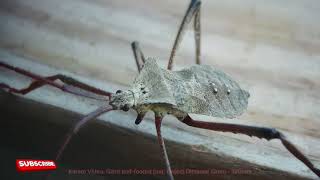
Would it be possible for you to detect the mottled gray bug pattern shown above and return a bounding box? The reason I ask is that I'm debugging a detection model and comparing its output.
[131,59,250,119]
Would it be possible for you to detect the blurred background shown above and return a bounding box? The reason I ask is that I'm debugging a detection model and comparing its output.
[0,0,319,179]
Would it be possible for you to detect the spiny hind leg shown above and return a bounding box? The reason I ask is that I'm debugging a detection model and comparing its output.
[182,115,320,178]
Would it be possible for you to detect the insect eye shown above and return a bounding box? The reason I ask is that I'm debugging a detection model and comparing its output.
[122,104,130,112]
[116,90,122,94]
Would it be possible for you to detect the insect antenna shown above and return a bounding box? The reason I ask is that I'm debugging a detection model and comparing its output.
[55,106,115,161]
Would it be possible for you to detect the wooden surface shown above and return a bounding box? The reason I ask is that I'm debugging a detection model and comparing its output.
[0,0,319,179]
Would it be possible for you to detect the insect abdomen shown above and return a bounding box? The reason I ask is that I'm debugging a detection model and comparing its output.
[165,65,250,118]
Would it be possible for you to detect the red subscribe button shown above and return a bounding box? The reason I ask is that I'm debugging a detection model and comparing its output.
[16,159,57,172]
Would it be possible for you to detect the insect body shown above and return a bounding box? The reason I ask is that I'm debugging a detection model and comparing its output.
[111,58,250,121]
[0,0,319,179]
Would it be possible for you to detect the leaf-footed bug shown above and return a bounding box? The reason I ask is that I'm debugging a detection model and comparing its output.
[0,0,319,179]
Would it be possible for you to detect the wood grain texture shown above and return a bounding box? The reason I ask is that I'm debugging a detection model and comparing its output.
[0,0,319,179]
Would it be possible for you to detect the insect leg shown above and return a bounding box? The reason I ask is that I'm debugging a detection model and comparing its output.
[55,106,114,161]
[155,116,174,180]
[0,61,111,100]
[182,115,320,177]
[167,0,201,70]
[131,41,146,73]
